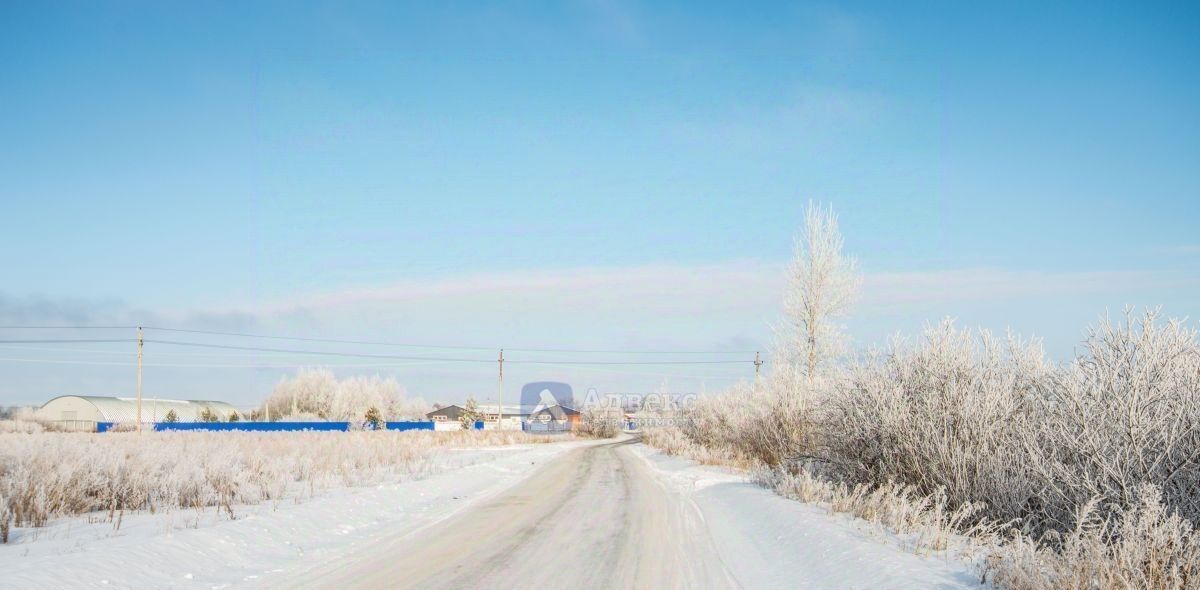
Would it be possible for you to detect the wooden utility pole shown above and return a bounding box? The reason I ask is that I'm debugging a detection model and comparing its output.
[136,327,144,433]
[497,349,504,430]
[754,351,763,379]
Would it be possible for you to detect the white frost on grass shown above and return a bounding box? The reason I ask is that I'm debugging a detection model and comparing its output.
[0,443,579,590]
[627,443,982,590]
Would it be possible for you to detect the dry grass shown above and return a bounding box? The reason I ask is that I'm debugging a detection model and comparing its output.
[0,429,556,542]
[644,310,1200,589]
[640,426,755,469]
[575,405,623,439]
[755,467,1004,555]
[985,485,1200,590]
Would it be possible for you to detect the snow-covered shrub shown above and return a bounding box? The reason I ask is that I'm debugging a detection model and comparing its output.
[265,368,431,421]
[0,429,557,542]
[986,485,1200,590]
[363,406,383,429]
[0,420,43,434]
[0,489,10,543]
[1021,311,1200,534]
[458,397,482,430]
[640,426,696,457]
[756,467,1004,554]
[649,308,1200,588]
[577,405,622,438]
[678,370,822,468]
[641,425,749,467]
[822,320,1049,528]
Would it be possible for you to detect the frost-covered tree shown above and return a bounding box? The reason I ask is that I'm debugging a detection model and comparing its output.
[227,412,240,423]
[264,368,431,421]
[163,409,178,423]
[780,201,861,381]
[460,397,482,430]
[578,404,623,438]
[364,406,383,429]
[0,493,10,543]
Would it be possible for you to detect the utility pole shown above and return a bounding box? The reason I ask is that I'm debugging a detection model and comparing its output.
[754,351,763,379]
[136,327,144,433]
[497,349,504,431]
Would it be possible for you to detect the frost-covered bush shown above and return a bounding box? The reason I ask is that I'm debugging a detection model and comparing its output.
[0,429,556,542]
[459,396,482,430]
[0,420,43,435]
[1022,311,1200,534]
[986,485,1200,590]
[577,405,623,438]
[264,368,431,421]
[679,370,822,468]
[823,320,1049,528]
[820,311,1200,540]
[651,309,1200,589]
[757,467,1003,554]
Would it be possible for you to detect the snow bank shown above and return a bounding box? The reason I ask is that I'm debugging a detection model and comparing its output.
[0,442,580,589]
[627,444,982,590]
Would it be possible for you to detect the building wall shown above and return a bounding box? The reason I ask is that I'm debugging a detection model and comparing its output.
[37,396,239,424]
[37,397,104,422]
[427,406,464,422]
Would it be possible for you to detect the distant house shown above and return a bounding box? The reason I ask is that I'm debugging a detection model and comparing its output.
[37,395,239,431]
[532,405,578,424]
[528,404,580,430]
[425,404,530,430]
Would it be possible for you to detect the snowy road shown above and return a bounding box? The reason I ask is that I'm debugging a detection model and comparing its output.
[285,437,979,590]
[289,437,739,589]
[2,436,980,589]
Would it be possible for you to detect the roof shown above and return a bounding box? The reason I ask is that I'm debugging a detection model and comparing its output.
[427,402,530,417]
[476,404,529,416]
[426,404,537,419]
[530,405,580,420]
[42,395,239,423]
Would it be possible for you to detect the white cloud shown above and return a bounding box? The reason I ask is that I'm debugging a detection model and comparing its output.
[860,268,1197,310]
[3,264,1195,405]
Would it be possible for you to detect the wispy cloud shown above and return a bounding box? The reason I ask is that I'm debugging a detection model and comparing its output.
[860,268,1198,310]
[7,264,1193,335]
[3,264,1196,405]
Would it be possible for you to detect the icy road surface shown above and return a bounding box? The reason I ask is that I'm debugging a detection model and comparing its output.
[282,437,979,590]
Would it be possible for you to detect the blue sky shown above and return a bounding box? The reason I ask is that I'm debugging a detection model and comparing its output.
[1,1,1198,406]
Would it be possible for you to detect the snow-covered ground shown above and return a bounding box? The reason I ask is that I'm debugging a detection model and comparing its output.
[0,441,582,589]
[2,438,983,589]
[625,444,983,590]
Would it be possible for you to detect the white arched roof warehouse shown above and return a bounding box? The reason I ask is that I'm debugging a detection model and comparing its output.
[38,395,239,424]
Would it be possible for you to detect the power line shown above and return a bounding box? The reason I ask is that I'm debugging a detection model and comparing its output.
[512,359,753,365]
[0,339,134,344]
[0,327,137,334]
[142,339,759,366]
[142,326,497,352]
[143,339,497,363]
[0,356,477,369]
[0,326,137,330]
[141,326,753,355]
[0,325,760,355]
[506,346,753,354]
